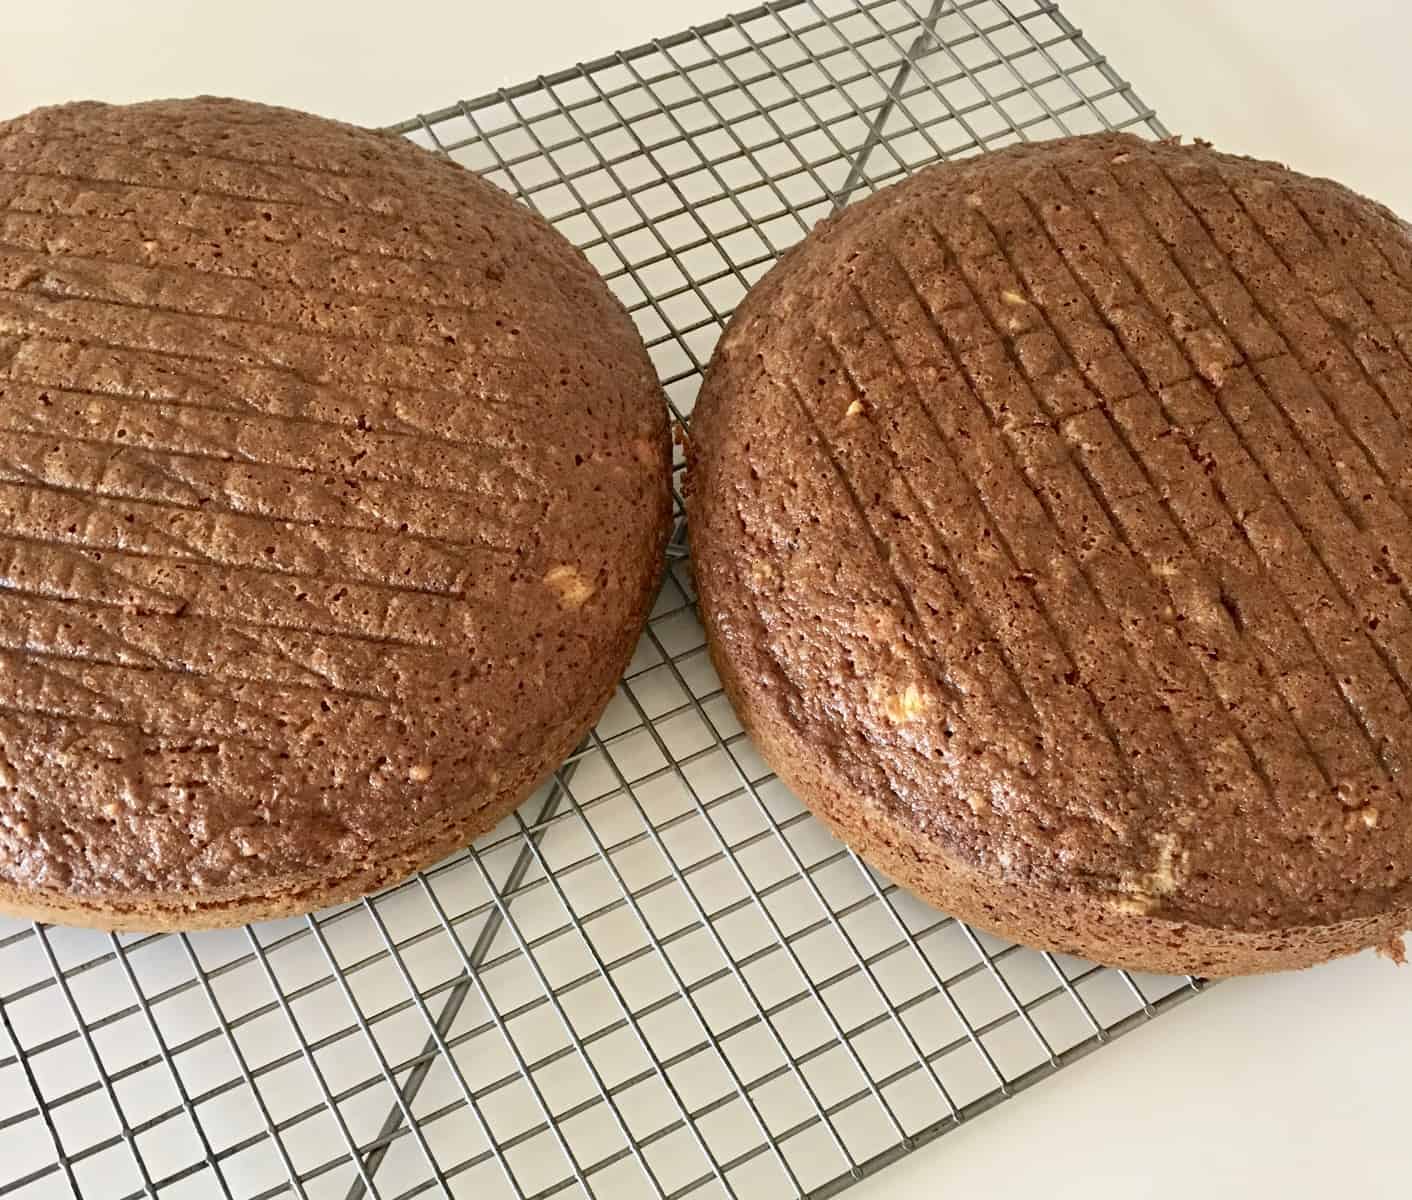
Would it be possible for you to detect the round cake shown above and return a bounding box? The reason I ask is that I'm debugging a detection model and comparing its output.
[0,98,671,929]
[688,132,1412,976]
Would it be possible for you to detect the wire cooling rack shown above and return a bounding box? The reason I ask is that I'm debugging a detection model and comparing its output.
[0,2,1204,1197]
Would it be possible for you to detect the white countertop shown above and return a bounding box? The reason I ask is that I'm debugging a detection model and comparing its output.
[5,2,1412,1197]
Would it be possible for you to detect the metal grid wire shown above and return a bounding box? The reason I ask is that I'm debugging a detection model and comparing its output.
[0,2,1205,1197]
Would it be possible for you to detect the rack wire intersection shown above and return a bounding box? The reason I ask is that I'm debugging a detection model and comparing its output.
[0,2,1201,1197]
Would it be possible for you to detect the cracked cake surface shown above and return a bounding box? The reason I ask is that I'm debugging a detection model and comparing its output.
[0,97,672,928]
[688,132,1412,975]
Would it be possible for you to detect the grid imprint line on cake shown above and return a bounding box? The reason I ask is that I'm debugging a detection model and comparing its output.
[0,3,1205,1199]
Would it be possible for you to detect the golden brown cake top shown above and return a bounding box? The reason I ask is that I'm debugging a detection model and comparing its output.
[689,132,1412,933]
[0,97,670,914]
